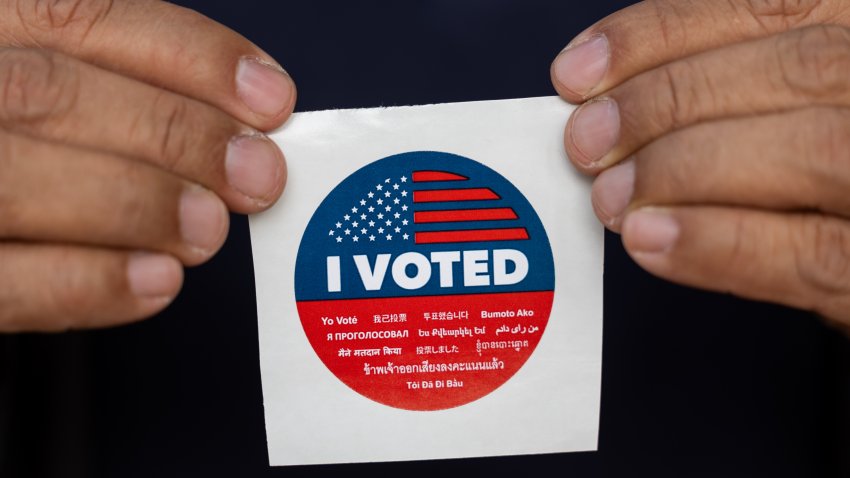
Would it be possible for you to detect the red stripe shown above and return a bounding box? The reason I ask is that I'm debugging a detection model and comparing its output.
[413,188,499,203]
[414,208,518,223]
[415,228,529,244]
[413,171,468,182]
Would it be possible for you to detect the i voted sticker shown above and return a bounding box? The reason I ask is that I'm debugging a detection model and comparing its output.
[294,151,555,411]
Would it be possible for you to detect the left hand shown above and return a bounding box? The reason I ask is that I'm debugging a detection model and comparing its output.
[0,0,295,331]
[550,0,850,329]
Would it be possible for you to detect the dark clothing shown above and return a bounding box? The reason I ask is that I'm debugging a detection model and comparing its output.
[2,1,849,476]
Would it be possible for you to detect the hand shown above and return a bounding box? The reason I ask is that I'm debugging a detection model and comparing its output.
[551,0,850,329]
[0,0,295,331]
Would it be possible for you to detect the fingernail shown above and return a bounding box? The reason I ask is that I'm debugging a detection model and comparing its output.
[570,98,620,166]
[127,253,182,299]
[236,57,295,118]
[552,34,609,97]
[623,209,680,254]
[591,159,635,227]
[226,134,285,204]
[179,186,227,254]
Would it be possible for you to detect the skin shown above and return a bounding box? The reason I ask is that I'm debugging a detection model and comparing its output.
[0,0,295,331]
[550,0,850,331]
[7,0,847,333]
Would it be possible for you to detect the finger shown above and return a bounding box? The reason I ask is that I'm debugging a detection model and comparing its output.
[563,25,850,171]
[0,0,296,130]
[590,107,850,230]
[620,206,850,326]
[0,47,286,213]
[0,130,229,266]
[550,0,850,102]
[0,243,182,332]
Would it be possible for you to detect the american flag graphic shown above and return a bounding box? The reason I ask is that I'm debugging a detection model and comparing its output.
[329,170,529,245]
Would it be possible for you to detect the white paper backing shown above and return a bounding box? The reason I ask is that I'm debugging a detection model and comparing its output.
[249,96,603,466]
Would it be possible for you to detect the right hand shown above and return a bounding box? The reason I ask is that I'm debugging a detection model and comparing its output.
[0,0,296,331]
[550,0,850,331]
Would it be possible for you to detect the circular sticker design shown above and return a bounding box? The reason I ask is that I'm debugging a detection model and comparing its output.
[295,151,554,411]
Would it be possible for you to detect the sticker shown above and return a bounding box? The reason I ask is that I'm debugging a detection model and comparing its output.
[295,151,555,411]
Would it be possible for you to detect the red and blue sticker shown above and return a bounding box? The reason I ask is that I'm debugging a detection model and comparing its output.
[295,151,554,410]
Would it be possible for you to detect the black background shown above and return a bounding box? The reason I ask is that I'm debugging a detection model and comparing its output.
[2,1,850,477]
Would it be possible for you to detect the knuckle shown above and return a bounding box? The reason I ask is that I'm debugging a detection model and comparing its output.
[110,161,189,254]
[741,0,823,31]
[137,91,193,172]
[792,215,850,300]
[0,48,79,124]
[17,0,115,46]
[155,8,206,67]
[113,162,157,231]
[633,136,689,199]
[0,246,107,331]
[654,60,706,130]
[647,0,690,56]
[776,25,850,99]
[799,108,850,176]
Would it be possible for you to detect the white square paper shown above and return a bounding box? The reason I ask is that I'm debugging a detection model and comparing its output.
[250,96,603,466]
